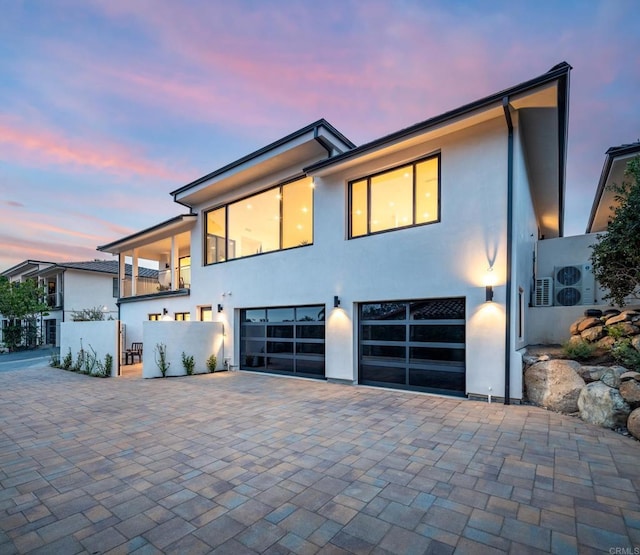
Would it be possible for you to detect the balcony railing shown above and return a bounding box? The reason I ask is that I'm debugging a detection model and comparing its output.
[120,275,190,299]
[46,292,63,308]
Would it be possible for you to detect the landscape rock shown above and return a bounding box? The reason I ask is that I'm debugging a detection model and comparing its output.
[569,318,585,336]
[628,408,640,440]
[605,311,639,326]
[580,325,605,342]
[578,382,631,428]
[600,368,621,388]
[620,371,640,382]
[595,336,616,350]
[620,380,640,408]
[632,336,640,352]
[576,365,609,383]
[577,317,603,333]
[525,359,585,413]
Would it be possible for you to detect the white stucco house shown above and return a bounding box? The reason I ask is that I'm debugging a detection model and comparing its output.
[0,259,155,347]
[97,62,577,402]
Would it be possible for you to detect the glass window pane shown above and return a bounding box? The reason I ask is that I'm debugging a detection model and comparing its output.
[410,346,465,363]
[410,298,465,320]
[295,359,325,376]
[206,208,226,264]
[267,325,294,338]
[296,342,325,355]
[242,325,265,338]
[200,307,212,322]
[415,157,439,224]
[266,357,294,373]
[361,364,405,384]
[243,309,266,322]
[361,344,405,360]
[361,325,406,341]
[267,341,294,354]
[370,166,413,233]
[267,308,295,322]
[351,179,368,237]
[228,189,279,259]
[242,340,265,355]
[297,325,325,339]
[361,303,406,320]
[410,325,465,343]
[409,368,464,393]
[296,306,324,321]
[282,178,313,249]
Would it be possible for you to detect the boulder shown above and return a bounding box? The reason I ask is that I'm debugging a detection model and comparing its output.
[576,365,609,383]
[596,336,616,350]
[580,325,605,342]
[578,382,631,428]
[525,359,585,413]
[569,318,584,336]
[620,380,640,408]
[601,368,621,388]
[605,311,639,325]
[632,336,640,352]
[628,408,640,440]
[620,371,640,382]
[578,317,603,333]
[607,323,640,337]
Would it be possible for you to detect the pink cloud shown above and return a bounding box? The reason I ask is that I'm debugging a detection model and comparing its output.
[0,116,188,181]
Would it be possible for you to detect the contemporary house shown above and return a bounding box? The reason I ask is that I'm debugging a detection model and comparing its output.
[97,62,574,402]
[0,260,155,347]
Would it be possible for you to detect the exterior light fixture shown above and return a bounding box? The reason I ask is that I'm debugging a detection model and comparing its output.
[334,296,340,308]
[485,285,494,302]
[217,304,224,313]
[163,308,168,315]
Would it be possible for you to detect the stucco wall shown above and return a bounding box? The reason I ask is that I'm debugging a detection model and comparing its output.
[182,117,514,398]
[60,320,119,377]
[142,321,224,378]
[64,270,119,319]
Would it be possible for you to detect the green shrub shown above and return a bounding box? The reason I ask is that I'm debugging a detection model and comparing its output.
[49,352,60,368]
[95,353,113,377]
[62,348,73,369]
[611,339,640,371]
[206,354,217,373]
[562,338,597,361]
[155,343,170,377]
[182,352,195,375]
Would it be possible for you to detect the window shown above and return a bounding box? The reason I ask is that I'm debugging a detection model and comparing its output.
[149,313,161,321]
[350,154,439,238]
[205,177,313,264]
[179,256,191,288]
[199,306,212,321]
[112,277,118,298]
[175,312,191,321]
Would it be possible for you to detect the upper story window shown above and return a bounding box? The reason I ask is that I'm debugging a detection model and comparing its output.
[349,154,440,238]
[205,177,313,265]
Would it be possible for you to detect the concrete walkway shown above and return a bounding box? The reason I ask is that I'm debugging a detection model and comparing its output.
[0,367,638,554]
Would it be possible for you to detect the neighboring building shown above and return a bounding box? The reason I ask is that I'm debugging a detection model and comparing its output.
[99,62,572,402]
[0,260,156,347]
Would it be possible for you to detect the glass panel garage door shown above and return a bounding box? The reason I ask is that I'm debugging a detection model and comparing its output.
[240,305,325,379]
[359,298,465,396]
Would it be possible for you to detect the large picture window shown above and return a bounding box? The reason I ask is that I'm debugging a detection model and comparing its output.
[349,154,440,238]
[205,177,313,264]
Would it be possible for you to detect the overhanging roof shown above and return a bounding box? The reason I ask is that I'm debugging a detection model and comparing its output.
[587,142,640,233]
[304,63,571,238]
[97,214,197,255]
[171,119,355,207]
[1,260,52,279]
[36,261,158,279]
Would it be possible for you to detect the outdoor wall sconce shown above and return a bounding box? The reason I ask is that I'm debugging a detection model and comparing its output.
[485,285,494,302]
[217,304,224,313]
[162,308,168,315]
[334,296,341,308]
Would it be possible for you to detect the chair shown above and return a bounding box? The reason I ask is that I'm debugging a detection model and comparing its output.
[125,342,143,365]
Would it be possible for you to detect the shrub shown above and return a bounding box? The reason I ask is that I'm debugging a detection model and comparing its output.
[206,354,217,373]
[562,338,597,361]
[49,352,60,368]
[70,307,105,321]
[62,348,73,369]
[95,353,113,378]
[182,352,195,375]
[155,343,170,377]
[611,339,640,371]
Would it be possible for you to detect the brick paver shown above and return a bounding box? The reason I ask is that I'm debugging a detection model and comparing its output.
[0,366,639,553]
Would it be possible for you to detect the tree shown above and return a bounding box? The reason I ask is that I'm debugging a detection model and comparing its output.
[591,156,640,306]
[0,277,49,350]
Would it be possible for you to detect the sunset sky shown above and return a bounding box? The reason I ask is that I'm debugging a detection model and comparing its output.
[1,0,638,271]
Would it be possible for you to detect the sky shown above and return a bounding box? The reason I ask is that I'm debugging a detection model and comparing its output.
[0,0,639,272]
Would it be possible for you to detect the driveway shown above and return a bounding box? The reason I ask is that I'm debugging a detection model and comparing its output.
[0,367,638,554]
[0,348,57,373]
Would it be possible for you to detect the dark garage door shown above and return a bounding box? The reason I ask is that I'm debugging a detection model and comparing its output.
[359,298,465,396]
[240,305,325,379]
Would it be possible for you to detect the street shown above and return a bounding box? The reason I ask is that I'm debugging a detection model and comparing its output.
[0,347,58,372]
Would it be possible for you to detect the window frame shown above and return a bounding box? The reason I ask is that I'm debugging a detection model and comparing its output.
[204,176,314,266]
[348,152,441,239]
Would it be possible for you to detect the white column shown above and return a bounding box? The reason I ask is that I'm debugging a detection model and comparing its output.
[171,236,178,291]
[118,254,126,298]
[132,249,139,296]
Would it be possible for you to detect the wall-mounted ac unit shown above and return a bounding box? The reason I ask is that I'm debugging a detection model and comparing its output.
[553,264,595,306]
[533,277,553,306]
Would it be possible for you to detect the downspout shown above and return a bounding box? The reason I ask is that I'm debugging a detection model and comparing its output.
[502,96,514,405]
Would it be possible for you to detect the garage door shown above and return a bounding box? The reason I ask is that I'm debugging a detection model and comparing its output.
[359,298,465,396]
[240,305,325,378]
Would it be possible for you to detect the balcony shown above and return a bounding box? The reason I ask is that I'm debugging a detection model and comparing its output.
[47,291,63,309]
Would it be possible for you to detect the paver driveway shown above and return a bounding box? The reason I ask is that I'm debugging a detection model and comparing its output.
[0,366,638,554]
